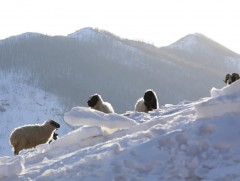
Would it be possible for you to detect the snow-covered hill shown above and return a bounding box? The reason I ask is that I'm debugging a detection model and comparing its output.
[1,78,240,180]
[0,71,73,156]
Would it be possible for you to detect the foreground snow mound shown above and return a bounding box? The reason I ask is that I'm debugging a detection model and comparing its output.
[195,80,240,118]
[0,156,24,179]
[1,82,240,180]
[64,107,137,129]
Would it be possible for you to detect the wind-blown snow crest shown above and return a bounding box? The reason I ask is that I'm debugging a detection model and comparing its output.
[64,107,137,129]
[1,80,240,180]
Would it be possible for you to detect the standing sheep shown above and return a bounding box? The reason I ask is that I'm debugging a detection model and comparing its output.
[135,89,159,113]
[10,120,60,155]
[87,94,114,113]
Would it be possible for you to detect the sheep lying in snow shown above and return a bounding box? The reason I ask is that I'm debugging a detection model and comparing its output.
[135,89,159,113]
[87,94,114,113]
[224,73,239,85]
[10,120,60,155]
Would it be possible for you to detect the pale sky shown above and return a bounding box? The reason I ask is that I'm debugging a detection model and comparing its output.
[1,0,240,54]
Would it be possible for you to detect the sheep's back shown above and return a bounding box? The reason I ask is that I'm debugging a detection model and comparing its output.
[101,102,114,113]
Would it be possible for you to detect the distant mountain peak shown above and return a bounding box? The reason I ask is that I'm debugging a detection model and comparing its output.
[68,27,94,35]
[168,33,236,56]
[169,33,202,51]
[67,27,98,40]
[67,27,117,43]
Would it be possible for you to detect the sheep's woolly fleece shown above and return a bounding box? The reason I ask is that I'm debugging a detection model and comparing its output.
[1,81,240,180]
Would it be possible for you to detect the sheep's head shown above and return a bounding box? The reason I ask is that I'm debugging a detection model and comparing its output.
[144,89,157,110]
[224,73,240,85]
[87,94,100,107]
[48,120,60,129]
[52,132,58,140]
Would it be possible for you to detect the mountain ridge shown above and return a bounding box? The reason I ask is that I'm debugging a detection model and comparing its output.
[2,28,239,55]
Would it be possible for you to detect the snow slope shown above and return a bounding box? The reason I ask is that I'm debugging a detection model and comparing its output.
[1,79,240,180]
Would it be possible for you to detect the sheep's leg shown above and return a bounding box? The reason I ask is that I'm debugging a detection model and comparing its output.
[14,149,19,155]
[13,146,20,155]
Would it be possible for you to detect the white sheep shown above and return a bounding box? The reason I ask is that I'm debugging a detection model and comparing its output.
[135,89,159,113]
[87,94,114,113]
[10,120,60,155]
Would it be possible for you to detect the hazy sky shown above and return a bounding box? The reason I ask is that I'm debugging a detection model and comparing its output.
[1,0,240,54]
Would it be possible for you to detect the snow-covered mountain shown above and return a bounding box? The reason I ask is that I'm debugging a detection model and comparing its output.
[1,28,239,113]
[1,76,240,180]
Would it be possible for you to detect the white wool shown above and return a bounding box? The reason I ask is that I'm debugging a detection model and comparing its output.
[134,98,148,112]
[92,95,114,113]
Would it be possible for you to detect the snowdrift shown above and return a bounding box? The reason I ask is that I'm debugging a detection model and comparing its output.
[64,107,137,129]
[195,80,240,118]
[1,81,240,180]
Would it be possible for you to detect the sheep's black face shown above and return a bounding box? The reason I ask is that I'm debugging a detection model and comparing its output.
[53,132,58,140]
[144,90,155,102]
[225,73,240,84]
[224,74,231,84]
[87,94,99,107]
[144,90,157,110]
[49,120,60,129]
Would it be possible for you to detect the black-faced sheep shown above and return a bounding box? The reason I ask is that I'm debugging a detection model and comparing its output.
[10,120,60,155]
[87,94,114,113]
[224,73,240,85]
[135,89,159,113]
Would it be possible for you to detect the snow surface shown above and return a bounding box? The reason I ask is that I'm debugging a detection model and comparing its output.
[1,79,240,180]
